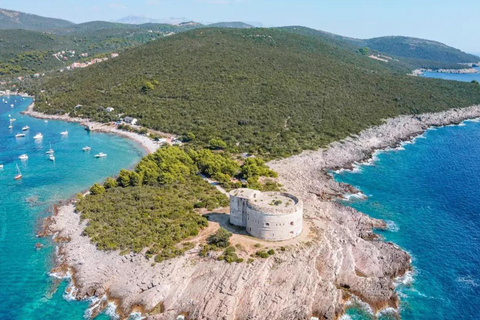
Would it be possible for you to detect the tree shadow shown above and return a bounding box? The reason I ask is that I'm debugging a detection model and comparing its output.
[203,213,249,236]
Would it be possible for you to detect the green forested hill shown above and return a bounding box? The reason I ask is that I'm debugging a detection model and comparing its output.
[29,28,480,158]
[364,36,479,63]
[279,27,479,69]
[0,8,74,31]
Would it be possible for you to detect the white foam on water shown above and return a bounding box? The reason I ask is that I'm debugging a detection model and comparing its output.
[343,192,368,201]
[63,283,78,301]
[385,220,399,232]
[456,276,479,288]
[395,270,414,287]
[339,315,352,320]
[376,307,397,318]
[104,302,120,320]
[128,312,146,320]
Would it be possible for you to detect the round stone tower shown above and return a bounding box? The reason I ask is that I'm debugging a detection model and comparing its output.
[229,188,303,241]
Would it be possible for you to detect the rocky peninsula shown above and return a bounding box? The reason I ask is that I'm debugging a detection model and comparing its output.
[412,67,479,76]
[45,105,480,320]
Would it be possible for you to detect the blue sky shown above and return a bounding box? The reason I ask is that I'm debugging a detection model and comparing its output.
[2,0,480,53]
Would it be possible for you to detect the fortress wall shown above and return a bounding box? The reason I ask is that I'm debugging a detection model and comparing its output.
[245,205,303,241]
[229,195,248,227]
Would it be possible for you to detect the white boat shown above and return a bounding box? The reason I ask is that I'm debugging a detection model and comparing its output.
[95,152,107,158]
[19,154,28,160]
[82,146,91,152]
[14,164,22,180]
[8,124,13,129]
[49,154,55,161]
[15,133,25,138]
[0,164,3,169]
[33,133,43,140]
[60,130,68,135]
[10,104,14,107]
[10,118,16,122]
[44,120,48,123]
[22,126,29,131]
[46,143,54,154]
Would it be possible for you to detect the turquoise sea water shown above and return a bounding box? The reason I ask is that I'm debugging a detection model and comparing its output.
[0,97,144,319]
[421,66,480,82]
[335,119,480,319]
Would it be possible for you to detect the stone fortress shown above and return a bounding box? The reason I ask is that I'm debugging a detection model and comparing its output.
[229,188,303,241]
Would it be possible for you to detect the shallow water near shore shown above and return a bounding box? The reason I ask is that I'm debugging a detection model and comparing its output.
[0,96,145,319]
[335,120,480,319]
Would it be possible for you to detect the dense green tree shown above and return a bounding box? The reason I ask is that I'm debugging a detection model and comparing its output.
[89,183,105,195]
[104,177,118,189]
[207,228,232,248]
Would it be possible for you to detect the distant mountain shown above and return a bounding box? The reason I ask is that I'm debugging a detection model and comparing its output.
[116,15,163,25]
[279,26,479,69]
[208,22,253,29]
[0,8,74,31]
[116,16,193,25]
[363,36,480,64]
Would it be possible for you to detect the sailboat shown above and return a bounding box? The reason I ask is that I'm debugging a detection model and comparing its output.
[33,133,43,140]
[14,164,22,180]
[60,130,68,136]
[46,143,54,154]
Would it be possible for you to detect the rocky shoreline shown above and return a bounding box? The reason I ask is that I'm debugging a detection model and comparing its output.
[411,67,479,76]
[43,105,480,320]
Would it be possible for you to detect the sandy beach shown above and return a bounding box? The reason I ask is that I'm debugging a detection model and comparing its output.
[22,102,165,154]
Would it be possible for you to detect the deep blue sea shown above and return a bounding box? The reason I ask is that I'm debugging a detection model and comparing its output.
[0,96,144,319]
[335,70,480,320]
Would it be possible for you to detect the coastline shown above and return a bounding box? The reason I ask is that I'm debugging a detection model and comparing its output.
[40,103,480,319]
[22,102,162,154]
[411,67,478,76]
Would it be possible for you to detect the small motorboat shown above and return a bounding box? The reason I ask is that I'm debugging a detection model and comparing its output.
[33,133,43,140]
[95,152,107,158]
[10,104,14,107]
[22,126,29,131]
[82,146,91,152]
[0,164,4,169]
[49,154,55,161]
[8,124,13,129]
[10,118,16,122]
[15,133,25,138]
[60,130,68,135]
[19,154,28,160]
